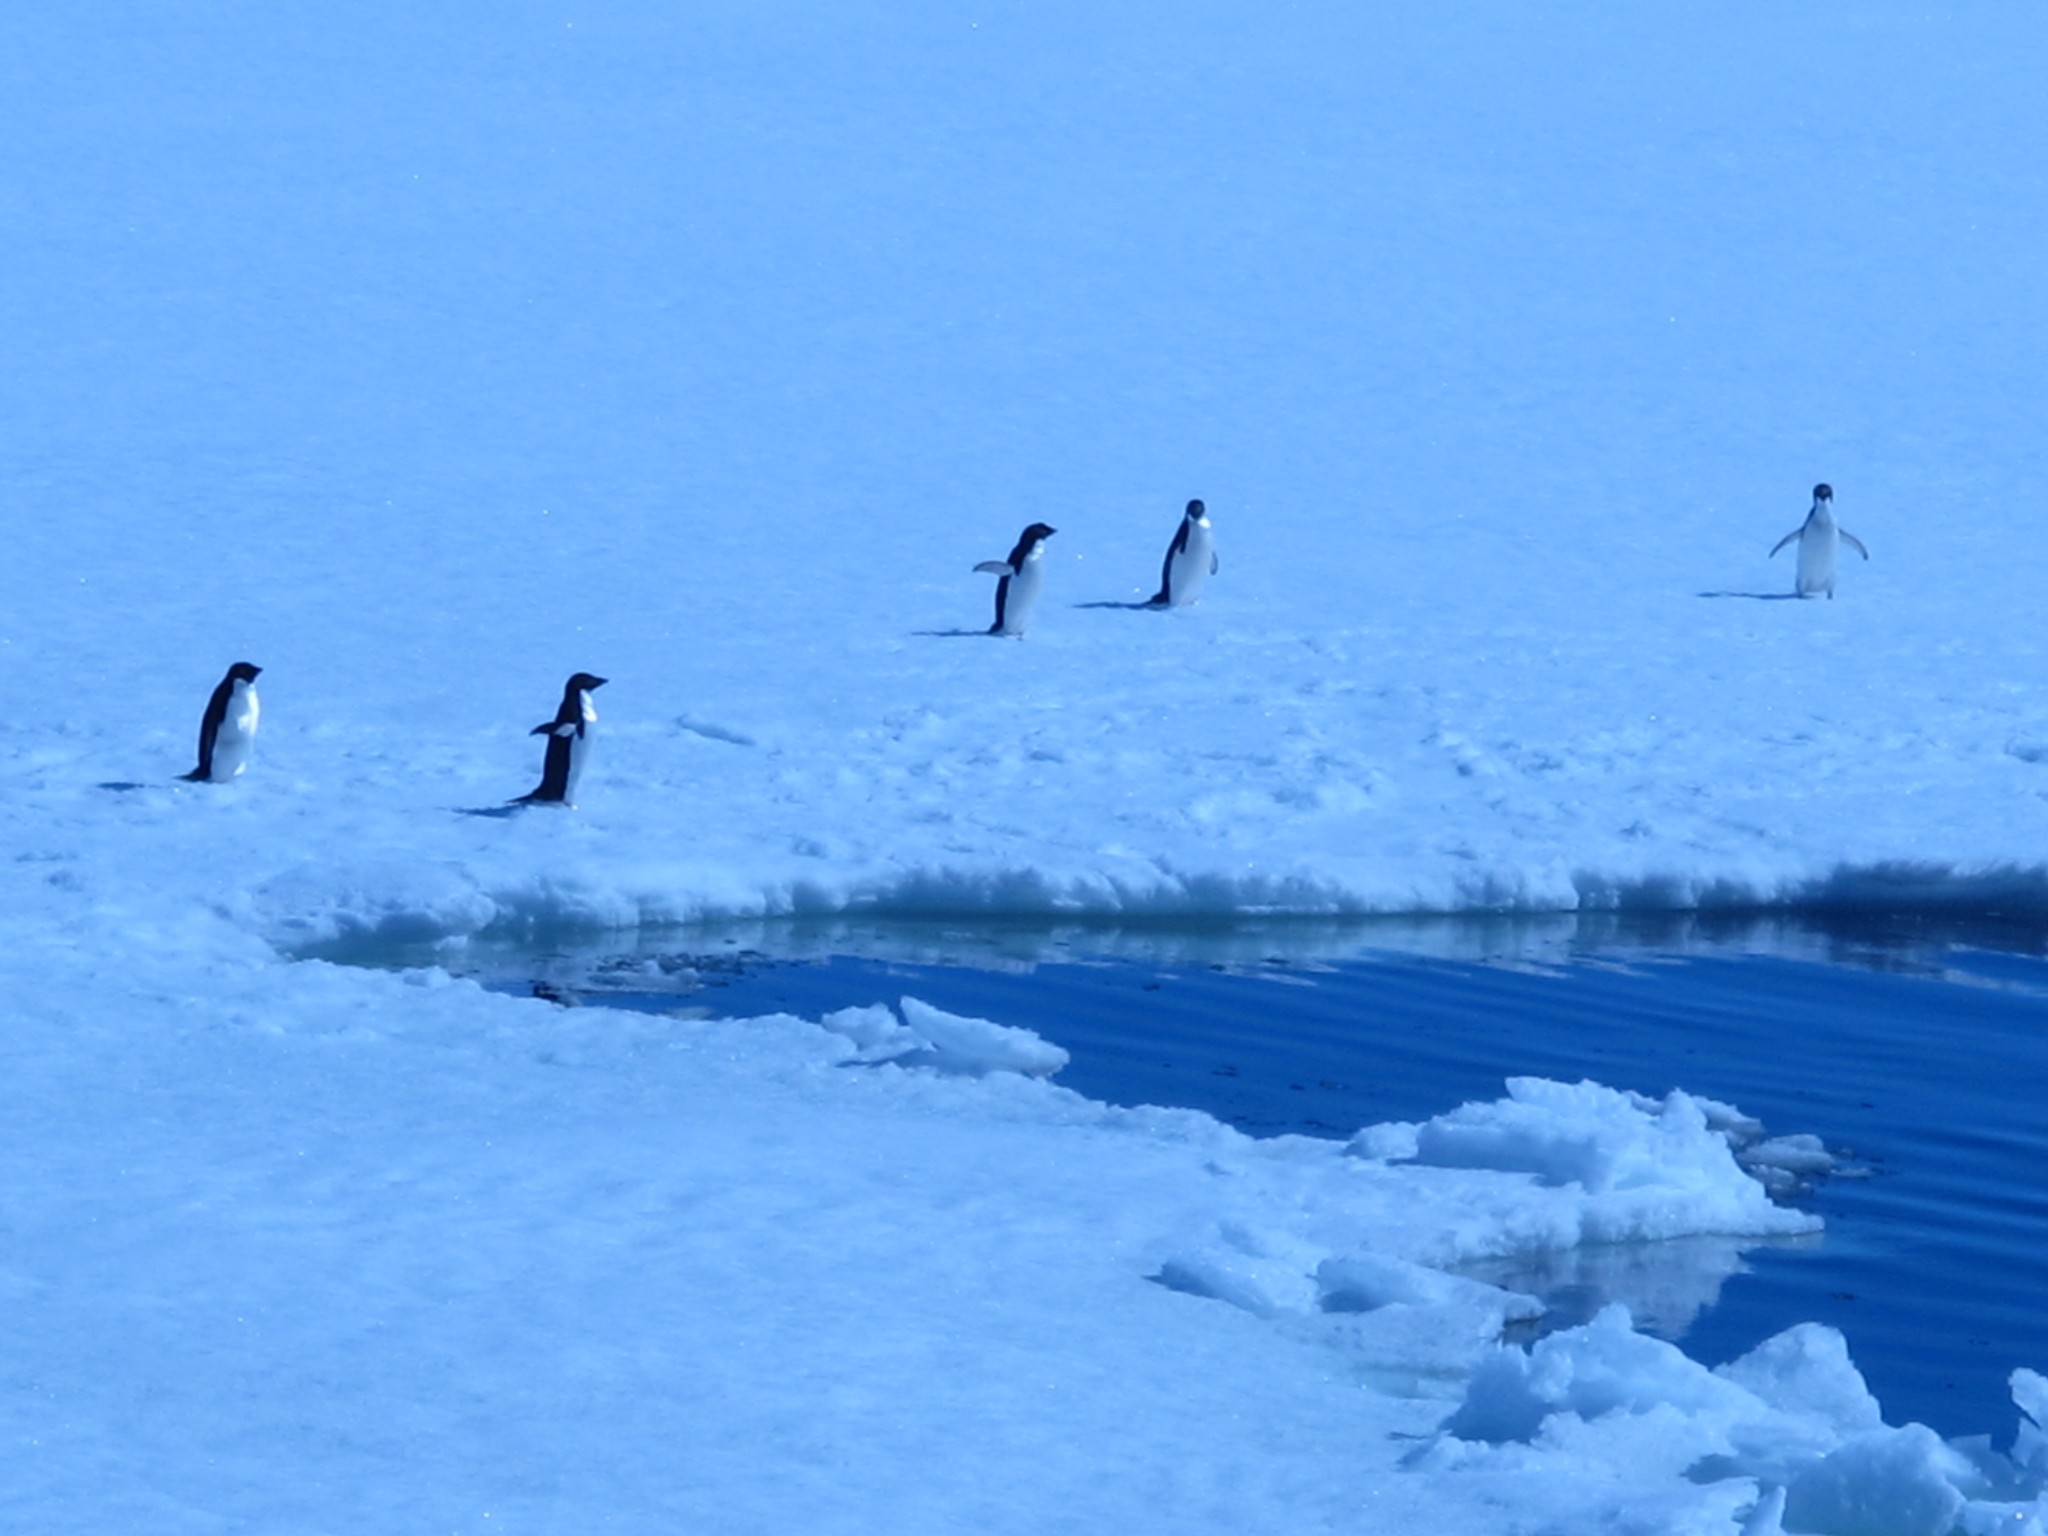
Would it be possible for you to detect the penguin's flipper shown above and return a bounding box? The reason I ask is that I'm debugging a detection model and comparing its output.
[1840,530,1870,560]
[530,722,555,735]
[1210,551,1220,575]
[1768,529,1801,558]
[974,560,1016,576]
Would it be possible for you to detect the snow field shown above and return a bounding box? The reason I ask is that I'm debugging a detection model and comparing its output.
[7,1,2048,1529]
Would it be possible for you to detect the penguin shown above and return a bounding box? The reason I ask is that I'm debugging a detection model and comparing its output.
[516,672,607,805]
[974,522,1057,636]
[1148,498,1218,606]
[1769,483,1868,599]
[180,661,262,783]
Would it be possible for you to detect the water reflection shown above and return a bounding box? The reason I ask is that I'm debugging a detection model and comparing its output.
[1460,1232,1825,1344]
[307,902,2048,992]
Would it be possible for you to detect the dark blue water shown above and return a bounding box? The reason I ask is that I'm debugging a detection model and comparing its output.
[350,911,2048,1440]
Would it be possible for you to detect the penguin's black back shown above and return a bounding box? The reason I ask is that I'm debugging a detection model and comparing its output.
[1150,502,1203,605]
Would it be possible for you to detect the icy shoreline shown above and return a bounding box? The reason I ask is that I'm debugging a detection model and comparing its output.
[250,853,2048,962]
[9,873,2048,1533]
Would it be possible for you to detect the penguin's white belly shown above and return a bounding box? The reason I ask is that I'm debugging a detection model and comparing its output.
[1796,521,1838,596]
[563,731,592,800]
[210,685,260,780]
[999,556,1047,635]
[564,691,597,800]
[1165,524,1214,605]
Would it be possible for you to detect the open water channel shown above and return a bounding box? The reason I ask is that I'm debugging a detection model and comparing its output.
[344,907,2048,1441]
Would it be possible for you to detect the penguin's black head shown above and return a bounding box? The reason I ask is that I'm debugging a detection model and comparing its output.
[1185,499,1205,518]
[1021,522,1056,543]
[567,672,608,693]
[227,661,262,683]
[1813,483,1833,502]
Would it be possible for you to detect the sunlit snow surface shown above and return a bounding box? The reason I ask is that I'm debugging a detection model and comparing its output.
[5,1,2048,1530]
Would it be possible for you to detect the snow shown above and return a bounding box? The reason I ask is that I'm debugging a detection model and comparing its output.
[4,0,2047,1529]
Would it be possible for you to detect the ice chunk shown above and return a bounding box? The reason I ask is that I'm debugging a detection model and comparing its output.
[1740,1485,1787,1536]
[1441,1304,1751,1444]
[1344,1121,1420,1161]
[1740,1133,1837,1195]
[1782,1424,1970,1536]
[1742,1134,1834,1177]
[1154,1223,1323,1318]
[1710,1325,1888,1489]
[2011,1368,2048,1485]
[818,1003,924,1061]
[820,997,1070,1077]
[1315,1251,1541,1322]
[1716,1324,1883,1441]
[1629,1087,1765,1143]
[898,996,1070,1077]
[1413,1078,1725,1194]
[2011,1367,2048,1431]
[1405,1078,1814,1248]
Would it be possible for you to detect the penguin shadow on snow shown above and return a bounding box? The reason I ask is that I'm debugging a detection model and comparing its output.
[98,778,245,793]
[915,595,1171,627]
[1696,590,1807,602]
